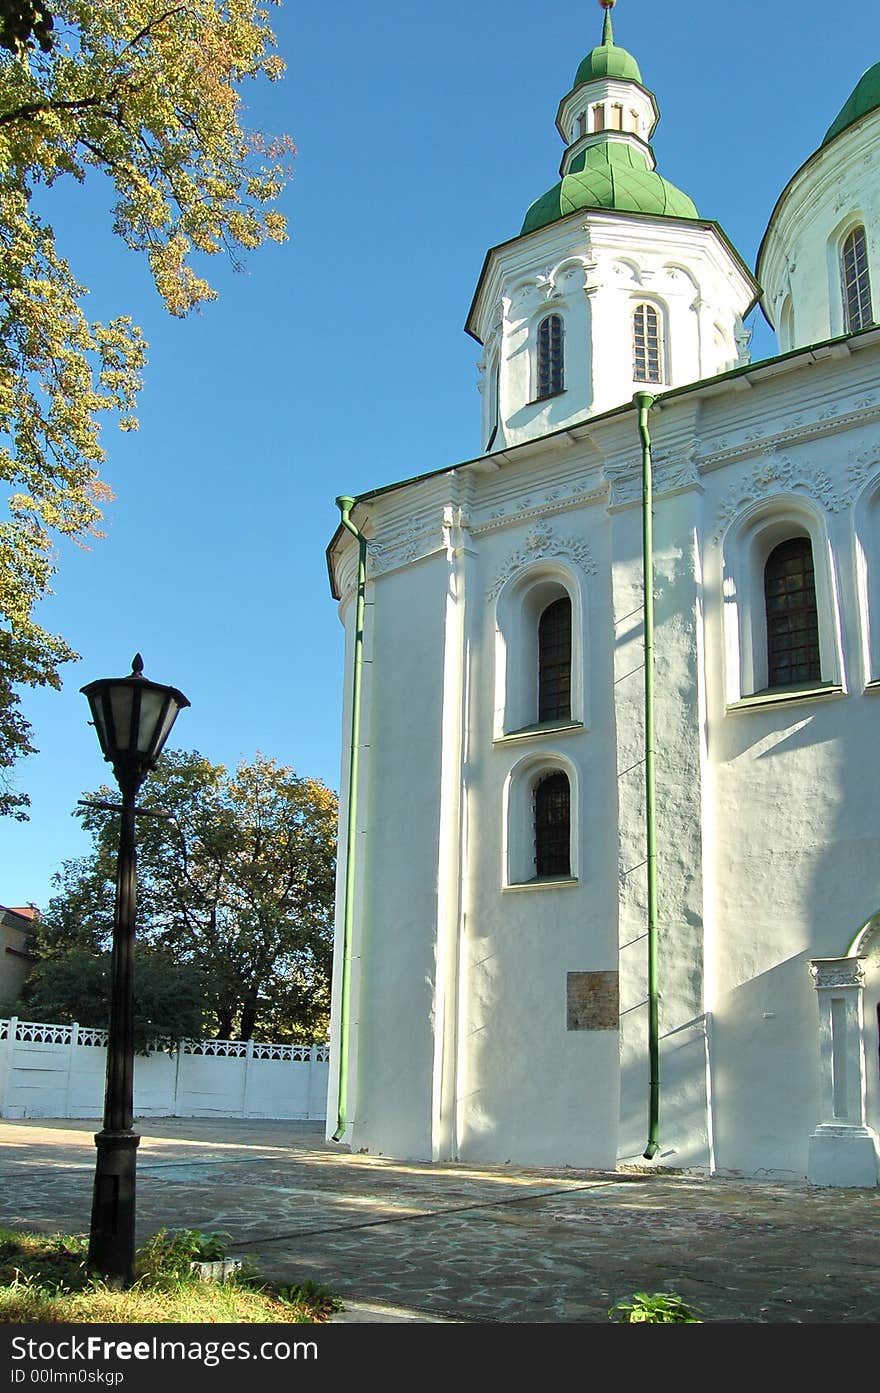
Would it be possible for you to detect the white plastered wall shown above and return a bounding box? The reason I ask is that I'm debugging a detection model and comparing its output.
[328,338,880,1182]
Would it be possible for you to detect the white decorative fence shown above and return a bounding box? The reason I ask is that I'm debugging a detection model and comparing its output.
[0,1018,329,1121]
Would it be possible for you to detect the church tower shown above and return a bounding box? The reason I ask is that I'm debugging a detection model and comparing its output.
[468,0,757,450]
[759,58,880,349]
[326,3,880,1188]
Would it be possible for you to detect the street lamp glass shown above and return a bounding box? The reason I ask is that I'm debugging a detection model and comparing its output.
[81,654,190,782]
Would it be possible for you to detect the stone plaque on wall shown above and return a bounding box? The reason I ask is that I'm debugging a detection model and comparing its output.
[567,971,619,1031]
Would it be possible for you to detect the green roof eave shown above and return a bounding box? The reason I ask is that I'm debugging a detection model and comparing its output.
[327,321,880,599]
[465,206,758,343]
[649,319,880,406]
[756,104,880,324]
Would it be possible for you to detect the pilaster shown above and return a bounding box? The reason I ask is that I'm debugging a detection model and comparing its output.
[808,956,880,1186]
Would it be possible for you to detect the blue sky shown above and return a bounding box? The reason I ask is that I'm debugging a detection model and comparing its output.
[4,0,880,911]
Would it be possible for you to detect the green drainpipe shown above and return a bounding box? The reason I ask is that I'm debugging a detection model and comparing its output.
[634,393,660,1162]
[333,496,367,1142]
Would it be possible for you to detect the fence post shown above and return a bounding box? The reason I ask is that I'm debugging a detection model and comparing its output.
[172,1042,184,1117]
[63,1022,79,1117]
[241,1039,254,1118]
[0,1017,17,1117]
[308,1043,319,1119]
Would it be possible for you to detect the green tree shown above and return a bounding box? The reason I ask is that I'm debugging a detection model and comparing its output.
[21,944,209,1051]
[42,750,337,1042]
[0,1,54,55]
[0,1,292,817]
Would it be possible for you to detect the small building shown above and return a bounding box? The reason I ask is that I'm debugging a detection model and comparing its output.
[325,3,880,1186]
[0,905,37,1009]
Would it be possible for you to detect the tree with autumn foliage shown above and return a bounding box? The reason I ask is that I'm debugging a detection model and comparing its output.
[29,751,337,1042]
[0,1,292,817]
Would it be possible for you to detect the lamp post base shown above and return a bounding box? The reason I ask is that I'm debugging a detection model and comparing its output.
[88,1129,141,1288]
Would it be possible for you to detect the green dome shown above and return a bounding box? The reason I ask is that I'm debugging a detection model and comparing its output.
[574,41,642,86]
[822,61,880,146]
[574,7,642,86]
[522,142,698,235]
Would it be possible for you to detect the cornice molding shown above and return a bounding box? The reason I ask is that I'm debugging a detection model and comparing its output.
[697,396,880,472]
[472,480,607,536]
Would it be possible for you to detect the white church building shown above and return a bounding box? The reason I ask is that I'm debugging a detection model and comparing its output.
[325,1,880,1186]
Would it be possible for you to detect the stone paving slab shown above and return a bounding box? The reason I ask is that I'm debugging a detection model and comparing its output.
[0,1117,877,1323]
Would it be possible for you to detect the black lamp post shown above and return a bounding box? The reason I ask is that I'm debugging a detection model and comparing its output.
[80,654,189,1287]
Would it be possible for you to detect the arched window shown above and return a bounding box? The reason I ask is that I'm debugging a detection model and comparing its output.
[764,537,821,688]
[534,771,571,878]
[855,478,880,684]
[779,296,795,352]
[842,226,873,332]
[538,597,571,722]
[633,302,664,383]
[536,314,564,399]
[486,351,499,450]
[494,568,586,738]
[721,501,842,703]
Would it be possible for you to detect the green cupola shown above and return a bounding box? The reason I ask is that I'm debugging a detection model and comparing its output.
[522,0,697,235]
[574,0,642,84]
[822,60,880,146]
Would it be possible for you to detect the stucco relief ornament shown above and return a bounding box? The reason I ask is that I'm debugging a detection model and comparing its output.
[734,322,752,362]
[368,517,443,576]
[486,522,597,601]
[847,446,880,495]
[655,446,700,494]
[605,448,699,507]
[605,460,641,507]
[810,959,866,989]
[713,451,848,540]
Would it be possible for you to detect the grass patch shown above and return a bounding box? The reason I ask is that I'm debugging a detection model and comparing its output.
[0,1227,342,1324]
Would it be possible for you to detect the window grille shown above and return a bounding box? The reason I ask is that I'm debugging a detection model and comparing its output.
[538,597,572,722]
[536,314,564,399]
[842,226,873,332]
[633,302,664,383]
[764,537,821,687]
[534,772,571,878]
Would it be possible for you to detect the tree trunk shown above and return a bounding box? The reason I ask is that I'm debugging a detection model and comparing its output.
[239,990,260,1041]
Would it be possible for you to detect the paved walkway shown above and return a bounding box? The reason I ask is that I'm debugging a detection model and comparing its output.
[0,1117,877,1323]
